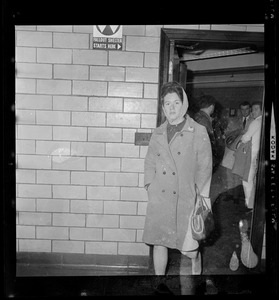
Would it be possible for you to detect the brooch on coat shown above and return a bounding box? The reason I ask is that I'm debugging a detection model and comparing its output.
[188,126,194,132]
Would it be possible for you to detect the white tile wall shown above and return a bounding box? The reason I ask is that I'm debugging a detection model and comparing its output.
[15,24,264,257]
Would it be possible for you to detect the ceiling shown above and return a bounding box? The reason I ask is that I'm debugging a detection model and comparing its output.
[176,44,265,88]
[174,31,264,60]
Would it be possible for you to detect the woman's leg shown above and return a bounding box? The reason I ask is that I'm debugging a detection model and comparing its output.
[182,249,202,275]
[153,245,168,275]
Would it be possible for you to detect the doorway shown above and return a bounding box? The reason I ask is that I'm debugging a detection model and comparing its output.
[156,28,265,275]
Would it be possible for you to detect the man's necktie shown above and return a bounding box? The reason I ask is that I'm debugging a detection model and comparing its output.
[243,117,246,129]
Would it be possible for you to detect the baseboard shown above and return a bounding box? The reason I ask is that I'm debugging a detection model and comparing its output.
[16,252,150,270]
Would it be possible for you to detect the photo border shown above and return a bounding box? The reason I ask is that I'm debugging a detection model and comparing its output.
[2,0,277,296]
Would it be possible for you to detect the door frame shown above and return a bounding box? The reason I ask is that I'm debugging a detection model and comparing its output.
[157,28,264,126]
[157,28,266,267]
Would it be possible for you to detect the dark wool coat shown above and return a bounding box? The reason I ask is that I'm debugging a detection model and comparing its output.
[142,116,212,252]
[194,110,224,172]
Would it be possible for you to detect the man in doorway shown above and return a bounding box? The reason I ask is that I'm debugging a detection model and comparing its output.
[234,101,263,209]
[194,95,221,173]
[239,101,254,132]
[220,101,254,197]
[225,101,254,136]
[194,95,216,139]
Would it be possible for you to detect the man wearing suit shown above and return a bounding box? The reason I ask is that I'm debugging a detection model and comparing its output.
[225,101,254,136]
[219,101,254,198]
[238,101,254,132]
[234,101,263,209]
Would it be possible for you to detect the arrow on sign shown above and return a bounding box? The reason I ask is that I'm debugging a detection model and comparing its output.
[117,44,122,50]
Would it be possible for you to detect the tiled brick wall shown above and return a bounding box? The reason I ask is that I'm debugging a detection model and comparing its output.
[15,24,264,257]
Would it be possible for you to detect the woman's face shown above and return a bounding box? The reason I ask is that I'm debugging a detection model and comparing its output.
[163,92,183,123]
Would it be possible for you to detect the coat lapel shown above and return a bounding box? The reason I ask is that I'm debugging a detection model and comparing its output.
[155,122,169,150]
[153,117,196,172]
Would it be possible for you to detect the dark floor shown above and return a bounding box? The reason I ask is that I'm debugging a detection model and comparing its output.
[15,165,266,295]
[167,184,258,276]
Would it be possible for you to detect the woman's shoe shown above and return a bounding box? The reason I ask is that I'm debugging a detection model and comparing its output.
[205,278,218,294]
[153,276,174,295]
[239,220,258,268]
[229,251,239,271]
[240,232,258,268]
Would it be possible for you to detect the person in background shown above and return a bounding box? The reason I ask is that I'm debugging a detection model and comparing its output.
[142,82,212,294]
[194,95,221,173]
[238,101,254,132]
[220,101,254,198]
[235,101,263,209]
[228,102,262,272]
[194,94,215,141]
[225,101,254,137]
[211,103,227,168]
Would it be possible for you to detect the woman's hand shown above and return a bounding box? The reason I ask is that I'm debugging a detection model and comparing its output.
[236,140,242,149]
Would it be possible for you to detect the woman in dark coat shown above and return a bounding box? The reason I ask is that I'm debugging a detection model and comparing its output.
[142,82,212,281]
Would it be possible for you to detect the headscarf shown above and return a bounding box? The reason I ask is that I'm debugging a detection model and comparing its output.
[163,86,189,125]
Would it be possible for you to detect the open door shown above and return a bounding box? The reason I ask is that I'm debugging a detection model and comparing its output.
[157,28,266,274]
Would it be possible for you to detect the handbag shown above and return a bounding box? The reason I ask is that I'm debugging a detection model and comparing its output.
[226,129,243,151]
[191,185,215,241]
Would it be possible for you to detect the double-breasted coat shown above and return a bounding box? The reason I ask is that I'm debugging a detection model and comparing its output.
[142,115,212,252]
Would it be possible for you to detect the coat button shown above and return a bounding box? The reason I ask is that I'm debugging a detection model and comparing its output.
[180,133,183,137]
[177,152,181,155]
[173,191,176,194]
[157,153,160,156]
[162,189,165,193]
[172,172,175,175]
[163,171,166,175]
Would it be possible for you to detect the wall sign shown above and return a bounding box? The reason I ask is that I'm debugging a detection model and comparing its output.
[134,132,152,146]
[93,25,123,50]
